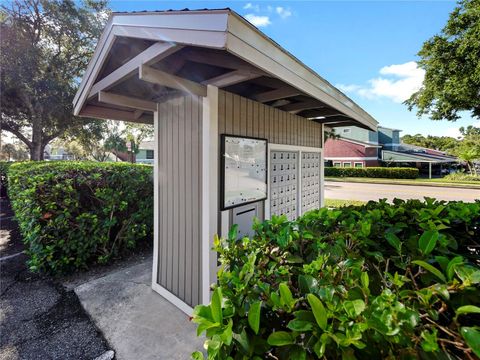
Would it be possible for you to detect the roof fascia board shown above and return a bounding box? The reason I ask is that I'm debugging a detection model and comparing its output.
[111,11,230,32]
[74,12,229,116]
[73,17,115,114]
[225,13,377,130]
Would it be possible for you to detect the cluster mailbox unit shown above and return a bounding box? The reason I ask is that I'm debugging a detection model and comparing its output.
[74,9,377,314]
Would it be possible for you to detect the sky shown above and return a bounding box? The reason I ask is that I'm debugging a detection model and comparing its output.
[106,0,478,137]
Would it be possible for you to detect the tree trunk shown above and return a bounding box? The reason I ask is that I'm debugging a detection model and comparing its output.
[29,142,45,160]
[30,118,44,160]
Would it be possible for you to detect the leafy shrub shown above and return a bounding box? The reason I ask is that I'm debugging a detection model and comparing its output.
[192,198,480,359]
[8,161,153,273]
[0,161,12,196]
[444,172,480,182]
[325,167,419,179]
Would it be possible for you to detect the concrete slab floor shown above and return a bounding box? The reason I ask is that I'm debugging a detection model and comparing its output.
[75,257,204,360]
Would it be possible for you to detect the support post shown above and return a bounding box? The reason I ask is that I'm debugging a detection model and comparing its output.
[429,162,432,179]
[320,124,325,208]
[201,85,219,304]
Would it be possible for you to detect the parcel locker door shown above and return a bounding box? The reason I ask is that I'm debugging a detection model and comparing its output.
[301,152,321,214]
[270,151,298,221]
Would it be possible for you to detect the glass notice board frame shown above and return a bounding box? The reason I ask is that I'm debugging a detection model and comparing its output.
[220,134,268,210]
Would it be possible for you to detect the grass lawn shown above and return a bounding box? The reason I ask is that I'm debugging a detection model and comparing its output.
[325,176,480,188]
[324,198,367,208]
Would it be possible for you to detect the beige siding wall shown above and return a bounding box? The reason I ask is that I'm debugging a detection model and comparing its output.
[157,95,203,307]
[218,90,322,147]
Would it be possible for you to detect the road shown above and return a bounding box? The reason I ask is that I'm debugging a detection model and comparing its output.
[325,181,480,203]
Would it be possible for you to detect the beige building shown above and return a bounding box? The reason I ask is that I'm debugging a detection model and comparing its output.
[74,9,377,314]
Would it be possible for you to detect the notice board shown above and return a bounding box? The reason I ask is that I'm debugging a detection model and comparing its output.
[221,135,268,210]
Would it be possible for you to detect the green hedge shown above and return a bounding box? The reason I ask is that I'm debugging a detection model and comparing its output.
[192,198,480,359]
[8,161,153,273]
[325,166,419,179]
[0,161,12,196]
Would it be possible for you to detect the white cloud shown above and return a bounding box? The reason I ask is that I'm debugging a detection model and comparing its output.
[276,6,292,19]
[245,14,271,27]
[337,61,425,103]
[243,3,260,12]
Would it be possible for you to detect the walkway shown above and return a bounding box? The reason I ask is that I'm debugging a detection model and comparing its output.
[75,257,204,360]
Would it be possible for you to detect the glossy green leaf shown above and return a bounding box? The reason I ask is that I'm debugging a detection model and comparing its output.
[412,260,446,282]
[446,256,463,280]
[279,282,295,309]
[287,319,313,332]
[191,351,204,360]
[361,272,369,290]
[343,299,366,318]
[418,230,439,255]
[211,287,223,324]
[267,331,295,346]
[456,305,480,316]
[248,301,262,335]
[385,232,402,253]
[461,327,480,357]
[307,293,328,330]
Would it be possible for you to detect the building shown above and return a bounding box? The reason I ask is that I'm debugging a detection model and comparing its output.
[74,9,377,314]
[135,140,155,164]
[325,125,457,177]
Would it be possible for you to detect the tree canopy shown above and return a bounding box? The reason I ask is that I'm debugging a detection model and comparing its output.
[405,0,480,121]
[401,134,459,154]
[0,0,109,160]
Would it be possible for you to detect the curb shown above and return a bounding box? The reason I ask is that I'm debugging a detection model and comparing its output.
[325,178,480,190]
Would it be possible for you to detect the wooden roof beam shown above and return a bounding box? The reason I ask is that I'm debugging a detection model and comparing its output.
[280,99,326,113]
[300,108,344,118]
[253,87,301,103]
[88,42,182,98]
[183,49,267,76]
[98,91,157,112]
[80,105,153,124]
[311,115,351,123]
[139,64,207,97]
[202,70,260,87]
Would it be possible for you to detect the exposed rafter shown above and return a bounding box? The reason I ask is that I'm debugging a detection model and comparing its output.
[280,99,326,113]
[253,87,301,103]
[88,42,182,98]
[98,91,157,112]
[312,115,351,123]
[133,109,144,119]
[183,49,266,76]
[202,70,260,87]
[300,108,344,118]
[80,105,153,124]
[139,64,207,97]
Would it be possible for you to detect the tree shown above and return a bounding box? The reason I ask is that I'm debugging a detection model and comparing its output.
[104,133,127,162]
[455,126,480,175]
[0,142,29,160]
[0,0,109,160]
[405,0,480,121]
[401,134,459,154]
[123,123,154,163]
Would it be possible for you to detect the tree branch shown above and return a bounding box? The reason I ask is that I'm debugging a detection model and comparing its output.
[1,121,32,148]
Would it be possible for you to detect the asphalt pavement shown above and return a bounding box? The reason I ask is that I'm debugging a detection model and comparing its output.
[0,196,111,360]
[325,181,480,203]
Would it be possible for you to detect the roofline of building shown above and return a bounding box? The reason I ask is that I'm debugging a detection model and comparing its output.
[73,9,377,130]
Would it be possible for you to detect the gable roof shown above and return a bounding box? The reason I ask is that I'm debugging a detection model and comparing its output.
[74,9,377,131]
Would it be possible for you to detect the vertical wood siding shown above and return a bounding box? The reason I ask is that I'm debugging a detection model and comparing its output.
[157,95,203,307]
[218,90,322,147]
